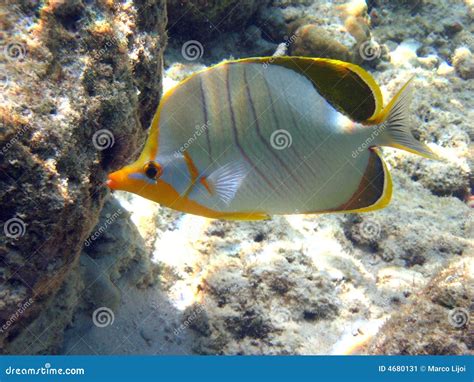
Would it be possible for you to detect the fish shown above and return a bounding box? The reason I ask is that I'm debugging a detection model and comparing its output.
[106,57,438,220]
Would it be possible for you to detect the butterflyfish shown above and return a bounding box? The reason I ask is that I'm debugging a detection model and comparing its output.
[107,57,438,220]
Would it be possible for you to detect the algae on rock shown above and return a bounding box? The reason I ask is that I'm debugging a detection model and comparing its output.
[0,0,166,353]
[167,0,268,41]
[367,257,473,355]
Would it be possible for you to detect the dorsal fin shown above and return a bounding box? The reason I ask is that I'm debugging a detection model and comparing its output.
[233,57,384,124]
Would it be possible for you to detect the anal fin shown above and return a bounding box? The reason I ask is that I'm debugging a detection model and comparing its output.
[329,148,392,213]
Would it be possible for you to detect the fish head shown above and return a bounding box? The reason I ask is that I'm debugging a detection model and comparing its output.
[106,153,191,204]
[106,157,166,200]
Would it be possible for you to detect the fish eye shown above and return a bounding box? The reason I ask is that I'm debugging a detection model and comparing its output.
[143,161,162,180]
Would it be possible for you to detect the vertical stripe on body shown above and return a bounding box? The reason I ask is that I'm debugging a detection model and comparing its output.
[198,76,213,163]
[244,66,309,195]
[224,64,280,194]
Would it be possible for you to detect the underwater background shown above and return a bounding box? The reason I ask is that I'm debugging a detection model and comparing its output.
[0,0,472,355]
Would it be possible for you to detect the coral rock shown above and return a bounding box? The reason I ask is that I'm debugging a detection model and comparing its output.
[0,0,166,353]
[290,24,351,61]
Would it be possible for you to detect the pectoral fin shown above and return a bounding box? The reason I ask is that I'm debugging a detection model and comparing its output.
[206,160,248,205]
[188,160,249,206]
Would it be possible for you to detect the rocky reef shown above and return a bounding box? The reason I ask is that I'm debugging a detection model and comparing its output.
[1,0,473,355]
[0,0,166,353]
[367,257,472,355]
[167,0,269,41]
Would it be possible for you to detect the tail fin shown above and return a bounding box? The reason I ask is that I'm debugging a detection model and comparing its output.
[376,78,439,160]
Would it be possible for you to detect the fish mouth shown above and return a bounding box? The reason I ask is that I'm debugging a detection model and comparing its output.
[106,171,121,190]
